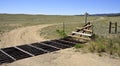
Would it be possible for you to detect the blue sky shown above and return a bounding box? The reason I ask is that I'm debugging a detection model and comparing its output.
[0,0,120,15]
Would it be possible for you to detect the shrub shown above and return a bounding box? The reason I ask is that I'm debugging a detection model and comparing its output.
[90,34,99,40]
[96,43,106,53]
[74,43,84,49]
[88,42,96,52]
[56,29,67,38]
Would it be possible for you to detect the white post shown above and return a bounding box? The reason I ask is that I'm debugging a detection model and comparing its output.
[85,12,88,24]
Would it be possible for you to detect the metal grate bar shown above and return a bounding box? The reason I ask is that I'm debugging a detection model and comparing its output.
[0,49,16,61]
[40,42,61,50]
[14,47,34,57]
[27,44,49,53]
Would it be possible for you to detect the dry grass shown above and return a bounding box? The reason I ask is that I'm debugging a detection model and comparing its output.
[76,35,120,58]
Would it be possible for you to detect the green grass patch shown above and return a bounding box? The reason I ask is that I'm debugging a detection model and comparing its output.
[56,29,67,38]
[74,43,84,49]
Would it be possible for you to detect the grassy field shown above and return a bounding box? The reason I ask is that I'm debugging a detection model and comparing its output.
[0,14,120,57]
[0,14,99,36]
[0,14,120,39]
[40,16,120,39]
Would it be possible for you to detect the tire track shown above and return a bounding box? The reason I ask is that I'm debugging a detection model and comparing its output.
[0,24,53,48]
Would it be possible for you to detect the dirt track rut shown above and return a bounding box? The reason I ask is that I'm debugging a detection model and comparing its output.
[0,24,53,48]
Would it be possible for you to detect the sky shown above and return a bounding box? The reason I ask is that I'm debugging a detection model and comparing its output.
[0,0,120,15]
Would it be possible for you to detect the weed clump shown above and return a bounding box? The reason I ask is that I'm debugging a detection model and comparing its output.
[74,43,84,49]
[56,29,67,38]
[87,35,120,57]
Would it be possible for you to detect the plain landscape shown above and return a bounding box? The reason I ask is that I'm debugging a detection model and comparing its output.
[0,14,120,66]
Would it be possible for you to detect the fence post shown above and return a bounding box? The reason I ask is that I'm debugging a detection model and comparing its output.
[109,21,112,33]
[85,12,88,24]
[92,25,94,34]
[63,22,65,33]
[115,22,117,34]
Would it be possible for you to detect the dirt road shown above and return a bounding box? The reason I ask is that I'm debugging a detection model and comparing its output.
[0,24,120,66]
[0,24,53,48]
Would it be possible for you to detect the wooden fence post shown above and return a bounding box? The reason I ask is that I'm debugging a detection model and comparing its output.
[85,12,88,24]
[63,22,65,33]
[115,22,117,34]
[109,22,117,34]
[109,21,112,33]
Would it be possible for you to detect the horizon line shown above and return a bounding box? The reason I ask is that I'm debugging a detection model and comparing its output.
[0,12,120,16]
